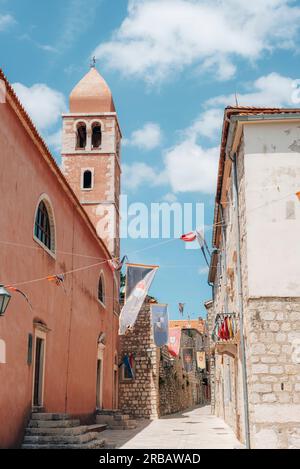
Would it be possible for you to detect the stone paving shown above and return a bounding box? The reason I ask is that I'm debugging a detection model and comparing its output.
[102,406,241,449]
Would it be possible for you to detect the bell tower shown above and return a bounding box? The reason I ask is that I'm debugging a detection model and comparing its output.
[61,65,121,258]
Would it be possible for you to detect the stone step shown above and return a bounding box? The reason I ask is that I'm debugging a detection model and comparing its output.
[28,418,81,429]
[31,413,70,421]
[25,423,107,437]
[23,431,103,445]
[25,425,89,437]
[110,420,137,430]
[111,419,136,426]
[88,424,107,433]
[22,439,106,450]
[113,414,130,421]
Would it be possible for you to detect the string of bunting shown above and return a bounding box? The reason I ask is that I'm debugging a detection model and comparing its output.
[2,190,299,311]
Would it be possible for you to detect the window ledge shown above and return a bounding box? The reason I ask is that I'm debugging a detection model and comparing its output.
[33,235,56,260]
[98,299,106,309]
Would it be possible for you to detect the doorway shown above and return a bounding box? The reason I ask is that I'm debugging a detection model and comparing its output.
[96,344,104,410]
[33,333,46,407]
[96,358,103,409]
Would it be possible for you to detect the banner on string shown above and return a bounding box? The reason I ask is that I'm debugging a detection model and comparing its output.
[119,263,159,335]
[151,304,169,347]
[196,351,206,370]
[167,328,181,357]
[182,347,194,374]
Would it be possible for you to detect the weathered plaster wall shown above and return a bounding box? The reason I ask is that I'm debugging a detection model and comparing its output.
[0,85,119,448]
[244,123,300,297]
[211,123,300,448]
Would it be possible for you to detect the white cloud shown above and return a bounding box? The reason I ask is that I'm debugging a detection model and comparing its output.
[123,71,299,196]
[164,140,219,194]
[124,122,163,150]
[93,0,300,84]
[0,14,15,31]
[13,83,66,131]
[207,72,298,108]
[46,129,62,152]
[185,108,224,142]
[122,162,167,191]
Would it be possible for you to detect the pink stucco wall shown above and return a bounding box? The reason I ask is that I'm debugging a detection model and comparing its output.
[0,82,119,448]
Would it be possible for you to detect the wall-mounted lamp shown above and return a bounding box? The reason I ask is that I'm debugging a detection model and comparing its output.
[0,285,11,316]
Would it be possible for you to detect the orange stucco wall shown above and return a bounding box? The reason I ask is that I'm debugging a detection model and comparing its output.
[0,93,119,448]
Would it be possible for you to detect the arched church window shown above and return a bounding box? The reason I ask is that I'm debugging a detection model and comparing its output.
[98,274,105,305]
[83,170,93,190]
[92,123,102,148]
[34,199,55,253]
[76,123,87,149]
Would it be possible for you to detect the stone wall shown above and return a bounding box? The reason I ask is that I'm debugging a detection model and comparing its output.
[118,303,160,419]
[246,298,300,449]
[119,301,209,419]
[159,335,206,416]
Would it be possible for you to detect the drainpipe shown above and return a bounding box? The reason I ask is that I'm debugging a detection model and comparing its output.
[232,152,251,449]
[219,204,229,316]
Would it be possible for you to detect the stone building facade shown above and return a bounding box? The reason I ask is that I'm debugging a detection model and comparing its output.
[119,301,209,419]
[207,107,300,449]
[119,302,160,419]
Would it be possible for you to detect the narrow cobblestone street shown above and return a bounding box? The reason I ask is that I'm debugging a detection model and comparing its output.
[102,406,241,449]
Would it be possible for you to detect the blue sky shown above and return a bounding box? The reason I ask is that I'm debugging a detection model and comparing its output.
[1,0,300,320]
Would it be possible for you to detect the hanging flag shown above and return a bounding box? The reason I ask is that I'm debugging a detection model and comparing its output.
[195,229,210,267]
[196,351,206,370]
[181,229,210,267]
[119,263,159,335]
[108,255,128,272]
[151,304,169,347]
[182,347,194,374]
[167,328,181,357]
[123,354,134,379]
[180,232,197,242]
[47,274,66,293]
[179,303,185,316]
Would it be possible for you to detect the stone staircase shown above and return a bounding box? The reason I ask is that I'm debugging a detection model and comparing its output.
[22,413,107,449]
[96,410,137,430]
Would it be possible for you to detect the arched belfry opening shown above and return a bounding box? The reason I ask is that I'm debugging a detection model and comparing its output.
[92,123,102,149]
[76,122,87,149]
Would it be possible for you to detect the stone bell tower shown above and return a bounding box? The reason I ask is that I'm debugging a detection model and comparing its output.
[61,65,121,257]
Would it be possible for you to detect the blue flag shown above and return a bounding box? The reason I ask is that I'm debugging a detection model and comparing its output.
[151,304,169,347]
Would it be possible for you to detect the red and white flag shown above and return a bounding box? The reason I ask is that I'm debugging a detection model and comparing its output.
[181,229,209,266]
[180,232,197,242]
[167,328,181,357]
